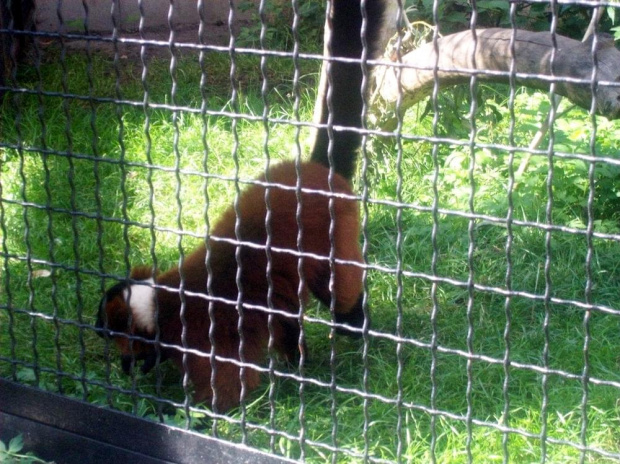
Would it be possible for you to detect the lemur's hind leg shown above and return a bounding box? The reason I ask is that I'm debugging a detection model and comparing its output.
[307,212,367,338]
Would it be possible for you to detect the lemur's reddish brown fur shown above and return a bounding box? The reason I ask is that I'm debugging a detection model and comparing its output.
[97,161,366,412]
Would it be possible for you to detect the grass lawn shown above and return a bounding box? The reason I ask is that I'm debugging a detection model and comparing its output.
[2,42,620,463]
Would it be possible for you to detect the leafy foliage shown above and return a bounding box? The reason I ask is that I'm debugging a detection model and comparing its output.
[408,0,619,38]
[0,435,53,464]
[384,86,620,230]
[237,0,325,51]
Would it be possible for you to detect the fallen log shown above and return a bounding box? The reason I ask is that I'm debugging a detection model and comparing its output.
[373,28,620,130]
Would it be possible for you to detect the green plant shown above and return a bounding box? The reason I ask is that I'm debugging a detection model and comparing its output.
[408,0,617,37]
[608,2,620,41]
[389,86,620,228]
[237,0,324,51]
[0,435,53,464]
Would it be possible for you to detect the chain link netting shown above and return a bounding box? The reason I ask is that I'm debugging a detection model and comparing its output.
[2,0,620,462]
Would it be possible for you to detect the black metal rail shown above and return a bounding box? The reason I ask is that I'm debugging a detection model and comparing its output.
[0,379,292,464]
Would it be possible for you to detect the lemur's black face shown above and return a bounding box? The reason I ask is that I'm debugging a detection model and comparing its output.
[96,281,128,337]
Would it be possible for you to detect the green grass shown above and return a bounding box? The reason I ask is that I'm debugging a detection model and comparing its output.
[2,46,620,463]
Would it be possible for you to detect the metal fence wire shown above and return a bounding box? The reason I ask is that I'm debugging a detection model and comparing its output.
[2,0,620,463]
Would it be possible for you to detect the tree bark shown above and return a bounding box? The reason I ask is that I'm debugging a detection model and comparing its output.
[0,0,36,101]
[373,28,620,130]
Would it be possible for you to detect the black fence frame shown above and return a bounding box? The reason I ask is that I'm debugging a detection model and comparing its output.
[0,378,292,464]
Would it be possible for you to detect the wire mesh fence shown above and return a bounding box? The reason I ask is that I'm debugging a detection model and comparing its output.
[2,0,620,462]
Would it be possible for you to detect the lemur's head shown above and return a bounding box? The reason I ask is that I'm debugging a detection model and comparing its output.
[96,268,165,374]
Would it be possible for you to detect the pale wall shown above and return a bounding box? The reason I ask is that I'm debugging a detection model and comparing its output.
[35,0,251,34]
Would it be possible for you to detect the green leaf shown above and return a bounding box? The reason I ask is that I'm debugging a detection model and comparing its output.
[16,368,36,382]
[0,439,7,454]
[8,434,24,454]
[607,6,616,25]
[479,0,511,11]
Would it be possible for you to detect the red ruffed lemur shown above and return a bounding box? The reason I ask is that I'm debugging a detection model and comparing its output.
[97,0,394,412]
[97,162,366,412]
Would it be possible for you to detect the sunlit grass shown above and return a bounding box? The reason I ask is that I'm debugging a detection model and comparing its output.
[2,46,620,463]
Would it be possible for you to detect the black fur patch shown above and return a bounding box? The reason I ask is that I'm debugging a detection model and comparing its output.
[96,280,128,336]
[334,293,368,338]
